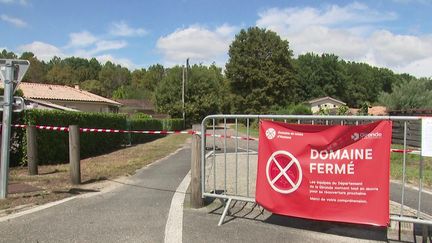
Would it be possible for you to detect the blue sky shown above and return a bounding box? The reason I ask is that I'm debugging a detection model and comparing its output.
[1,0,432,77]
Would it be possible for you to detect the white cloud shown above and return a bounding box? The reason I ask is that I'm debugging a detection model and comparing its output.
[95,54,135,69]
[0,14,27,28]
[17,41,136,69]
[392,0,432,4]
[92,40,127,54]
[397,57,432,78]
[256,3,432,77]
[66,30,128,56]
[367,30,432,67]
[18,41,64,61]
[257,3,396,35]
[67,31,98,47]
[156,24,237,66]
[109,21,147,37]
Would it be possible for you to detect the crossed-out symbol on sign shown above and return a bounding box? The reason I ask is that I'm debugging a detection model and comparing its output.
[266,150,303,194]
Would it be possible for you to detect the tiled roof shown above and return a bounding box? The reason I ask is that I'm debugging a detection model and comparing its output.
[6,82,122,106]
[368,106,387,116]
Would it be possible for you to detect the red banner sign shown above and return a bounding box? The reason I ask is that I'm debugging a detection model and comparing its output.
[256,120,392,226]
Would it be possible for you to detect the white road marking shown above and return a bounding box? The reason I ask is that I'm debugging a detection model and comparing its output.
[0,196,78,223]
[164,170,191,243]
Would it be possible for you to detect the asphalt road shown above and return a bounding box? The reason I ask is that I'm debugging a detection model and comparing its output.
[390,182,432,216]
[0,146,191,243]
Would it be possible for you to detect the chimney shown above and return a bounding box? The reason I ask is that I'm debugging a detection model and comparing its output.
[74,85,80,90]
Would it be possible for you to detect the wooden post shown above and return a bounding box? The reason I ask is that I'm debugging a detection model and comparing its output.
[191,124,204,208]
[26,125,38,175]
[69,125,81,185]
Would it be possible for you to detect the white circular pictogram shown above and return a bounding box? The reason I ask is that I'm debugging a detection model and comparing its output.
[266,150,302,194]
[265,128,276,139]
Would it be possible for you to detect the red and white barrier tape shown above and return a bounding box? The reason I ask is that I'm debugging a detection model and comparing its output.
[9,124,421,153]
[10,124,257,140]
[12,124,195,134]
[390,148,421,154]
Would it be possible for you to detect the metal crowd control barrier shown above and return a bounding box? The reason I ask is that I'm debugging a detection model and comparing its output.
[200,115,431,230]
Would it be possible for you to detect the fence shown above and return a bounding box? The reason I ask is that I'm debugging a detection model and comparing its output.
[200,115,431,231]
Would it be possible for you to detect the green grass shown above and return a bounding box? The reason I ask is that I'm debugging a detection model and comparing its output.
[390,144,432,186]
[236,124,259,138]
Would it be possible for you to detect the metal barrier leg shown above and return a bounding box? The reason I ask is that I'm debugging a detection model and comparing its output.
[398,221,401,241]
[218,198,233,226]
[422,225,428,243]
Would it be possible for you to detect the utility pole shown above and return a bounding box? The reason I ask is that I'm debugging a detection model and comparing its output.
[182,58,189,129]
[182,65,185,128]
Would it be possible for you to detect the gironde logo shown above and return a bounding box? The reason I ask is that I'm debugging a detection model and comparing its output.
[351,132,382,141]
[265,128,276,140]
[351,133,360,141]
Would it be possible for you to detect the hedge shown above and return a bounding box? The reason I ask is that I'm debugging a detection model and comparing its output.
[2,109,183,166]
[129,118,183,144]
[23,110,128,165]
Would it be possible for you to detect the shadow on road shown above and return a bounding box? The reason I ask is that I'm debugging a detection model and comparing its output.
[208,200,387,241]
[53,188,100,195]
[265,214,387,241]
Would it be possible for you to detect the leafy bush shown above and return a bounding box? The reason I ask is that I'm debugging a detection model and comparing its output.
[269,104,312,115]
[379,78,432,110]
[23,110,128,165]
[129,118,183,144]
[4,109,184,166]
[130,112,152,120]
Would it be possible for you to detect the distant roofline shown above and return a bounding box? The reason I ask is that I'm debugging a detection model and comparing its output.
[307,96,346,105]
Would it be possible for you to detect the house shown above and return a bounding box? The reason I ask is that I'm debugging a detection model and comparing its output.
[9,82,122,113]
[306,96,346,114]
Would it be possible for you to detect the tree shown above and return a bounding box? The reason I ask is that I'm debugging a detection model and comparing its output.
[98,61,131,97]
[155,66,183,118]
[0,49,17,59]
[379,78,432,110]
[45,63,74,84]
[225,27,298,114]
[144,64,165,92]
[296,53,347,104]
[20,52,47,82]
[81,79,104,96]
[156,64,230,124]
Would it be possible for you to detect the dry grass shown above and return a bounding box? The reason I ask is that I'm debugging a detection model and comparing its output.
[0,134,190,212]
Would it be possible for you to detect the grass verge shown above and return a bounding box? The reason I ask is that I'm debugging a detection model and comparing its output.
[0,134,190,212]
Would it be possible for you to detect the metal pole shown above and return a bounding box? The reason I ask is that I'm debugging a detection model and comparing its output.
[400,121,408,216]
[182,65,185,127]
[0,61,13,198]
